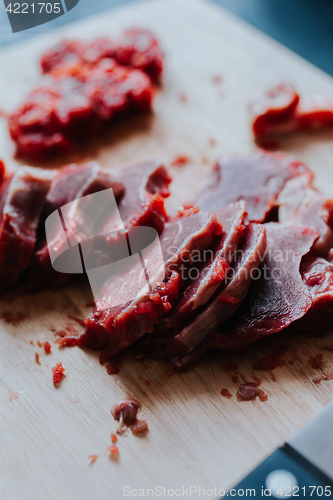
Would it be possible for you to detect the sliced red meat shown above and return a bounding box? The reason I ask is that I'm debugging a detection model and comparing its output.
[41,29,163,83]
[75,211,222,362]
[12,29,163,161]
[0,166,54,293]
[250,83,333,142]
[292,256,333,331]
[26,162,125,289]
[215,223,318,351]
[43,161,124,219]
[9,58,153,161]
[141,222,267,367]
[116,159,171,234]
[278,175,333,256]
[194,150,313,222]
[161,201,247,328]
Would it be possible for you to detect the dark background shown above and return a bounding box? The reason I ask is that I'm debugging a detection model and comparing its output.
[0,0,332,76]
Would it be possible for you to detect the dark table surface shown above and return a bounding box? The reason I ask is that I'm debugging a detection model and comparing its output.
[0,0,332,77]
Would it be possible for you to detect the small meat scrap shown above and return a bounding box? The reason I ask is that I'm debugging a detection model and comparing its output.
[171,156,189,167]
[220,388,232,398]
[111,433,118,443]
[313,373,333,385]
[107,446,119,459]
[250,82,333,143]
[44,341,51,353]
[106,364,119,375]
[37,341,43,348]
[253,345,287,371]
[111,398,148,435]
[193,150,312,222]
[88,454,99,464]
[52,362,66,386]
[237,382,268,402]
[35,352,41,365]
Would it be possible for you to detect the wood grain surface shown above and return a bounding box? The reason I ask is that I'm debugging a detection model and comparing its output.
[1,0,333,498]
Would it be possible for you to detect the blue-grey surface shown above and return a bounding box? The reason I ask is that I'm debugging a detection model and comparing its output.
[0,0,332,76]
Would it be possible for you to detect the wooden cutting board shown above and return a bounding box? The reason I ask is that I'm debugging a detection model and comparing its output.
[1,0,333,498]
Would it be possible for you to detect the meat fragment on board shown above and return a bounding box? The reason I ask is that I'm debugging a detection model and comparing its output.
[111,398,148,435]
[250,82,333,143]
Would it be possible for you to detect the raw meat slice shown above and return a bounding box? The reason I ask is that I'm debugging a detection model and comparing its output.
[250,83,333,142]
[83,160,171,271]
[75,211,222,362]
[161,201,247,328]
[250,83,300,138]
[292,256,333,331]
[9,59,154,161]
[117,159,171,234]
[215,223,318,351]
[193,150,313,222]
[278,175,333,256]
[41,29,163,83]
[26,162,125,289]
[141,222,267,366]
[0,166,54,293]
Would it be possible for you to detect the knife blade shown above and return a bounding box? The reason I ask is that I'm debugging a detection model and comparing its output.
[228,402,333,498]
